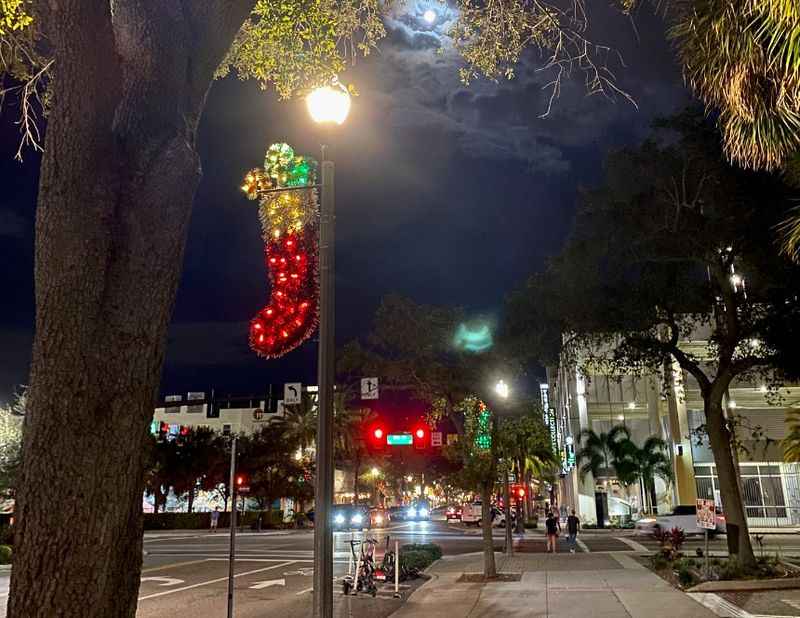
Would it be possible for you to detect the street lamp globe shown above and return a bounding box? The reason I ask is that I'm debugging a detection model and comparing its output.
[371,467,380,477]
[306,83,351,125]
[495,379,510,399]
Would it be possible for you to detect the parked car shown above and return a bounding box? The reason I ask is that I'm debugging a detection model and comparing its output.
[445,505,462,521]
[430,506,449,521]
[369,507,390,528]
[634,505,726,536]
[388,506,406,522]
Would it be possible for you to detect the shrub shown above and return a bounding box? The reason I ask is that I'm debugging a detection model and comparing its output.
[719,558,744,581]
[0,545,11,564]
[669,527,687,553]
[0,525,13,546]
[651,554,669,570]
[677,564,697,587]
[402,543,442,561]
[400,550,434,572]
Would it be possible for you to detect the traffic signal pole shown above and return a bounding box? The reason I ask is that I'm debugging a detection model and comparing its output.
[227,436,238,618]
[504,468,513,556]
[313,152,335,618]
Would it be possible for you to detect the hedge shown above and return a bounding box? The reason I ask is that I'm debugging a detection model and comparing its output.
[143,510,285,530]
[0,545,11,564]
[400,543,442,572]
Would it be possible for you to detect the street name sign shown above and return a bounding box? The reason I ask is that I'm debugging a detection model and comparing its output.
[387,433,412,446]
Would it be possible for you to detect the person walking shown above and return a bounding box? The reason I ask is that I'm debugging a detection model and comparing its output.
[210,506,221,532]
[566,509,580,553]
[545,511,560,553]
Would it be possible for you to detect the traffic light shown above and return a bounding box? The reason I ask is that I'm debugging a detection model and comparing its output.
[517,487,526,499]
[236,475,246,487]
[368,422,387,450]
[413,424,428,450]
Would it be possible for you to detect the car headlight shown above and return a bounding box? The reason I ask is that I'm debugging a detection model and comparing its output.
[638,518,656,524]
[351,513,363,524]
[419,508,428,517]
[407,508,417,517]
[334,514,345,524]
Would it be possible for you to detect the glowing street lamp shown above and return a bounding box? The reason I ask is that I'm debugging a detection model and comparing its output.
[371,467,380,477]
[306,83,351,125]
[495,379,510,399]
[423,9,437,23]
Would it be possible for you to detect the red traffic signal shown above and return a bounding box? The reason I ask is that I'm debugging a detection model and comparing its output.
[518,488,526,498]
[236,475,245,486]
[373,427,384,440]
[368,422,387,449]
[413,424,428,449]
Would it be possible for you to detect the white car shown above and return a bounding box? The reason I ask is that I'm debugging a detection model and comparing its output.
[460,501,508,527]
[635,505,726,536]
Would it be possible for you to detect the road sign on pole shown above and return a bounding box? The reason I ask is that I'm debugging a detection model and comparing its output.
[431,431,442,447]
[361,377,379,400]
[284,383,302,405]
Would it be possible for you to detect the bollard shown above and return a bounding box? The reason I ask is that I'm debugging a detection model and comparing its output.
[394,540,400,598]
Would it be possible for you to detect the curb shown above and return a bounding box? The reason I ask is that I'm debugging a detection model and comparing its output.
[688,577,800,593]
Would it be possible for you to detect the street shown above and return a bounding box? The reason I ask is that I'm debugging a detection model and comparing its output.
[1,521,800,616]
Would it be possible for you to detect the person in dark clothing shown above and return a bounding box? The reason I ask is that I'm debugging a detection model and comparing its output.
[566,509,580,553]
[545,511,560,553]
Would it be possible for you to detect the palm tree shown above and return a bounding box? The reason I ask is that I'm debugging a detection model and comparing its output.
[615,436,674,515]
[663,0,800,256]
[575,425,630,486]
[333,406,377,504]
[277,403,317,455]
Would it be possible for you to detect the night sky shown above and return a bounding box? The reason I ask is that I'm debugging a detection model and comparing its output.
[0,4,688,402]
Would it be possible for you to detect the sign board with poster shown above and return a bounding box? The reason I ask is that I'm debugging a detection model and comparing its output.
[430,431,442,447]
[696,498,716,530]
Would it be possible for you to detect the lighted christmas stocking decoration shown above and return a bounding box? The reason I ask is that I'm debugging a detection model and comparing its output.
[242,143,319,358]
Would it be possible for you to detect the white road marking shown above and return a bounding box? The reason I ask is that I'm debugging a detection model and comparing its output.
[576,538,590,553]
[614,536,649,552]
[782,599,800,611]
[296,586,314,596]
[138,561,294,601]
[140,576,184,587]
[249,578,285,590]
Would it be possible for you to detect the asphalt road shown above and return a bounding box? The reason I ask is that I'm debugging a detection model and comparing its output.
[136,520,498,618]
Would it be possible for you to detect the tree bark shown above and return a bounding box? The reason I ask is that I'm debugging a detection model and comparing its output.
[704,392,756,567]
[480,481,497,577]
[8,2,254,616]
[353,457,361,505]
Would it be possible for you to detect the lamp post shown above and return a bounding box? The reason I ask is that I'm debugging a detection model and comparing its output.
[492,379,514,556]
[306,81,351,618]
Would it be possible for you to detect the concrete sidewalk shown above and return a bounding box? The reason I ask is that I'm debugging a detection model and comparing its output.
[391,551,717,618]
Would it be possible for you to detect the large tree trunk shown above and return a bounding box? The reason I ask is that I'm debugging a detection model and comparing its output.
[480,481,496,578]
[8,2,253,616]
[704,392,756,568]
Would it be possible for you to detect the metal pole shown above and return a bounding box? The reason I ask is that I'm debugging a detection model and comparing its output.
[313,151,335,618]
[704,529,709,577]
[227,436,238,618]
[393,540,400,598]
[504,468,513,556]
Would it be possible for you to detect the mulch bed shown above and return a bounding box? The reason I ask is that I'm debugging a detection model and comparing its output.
[456,573,522,583]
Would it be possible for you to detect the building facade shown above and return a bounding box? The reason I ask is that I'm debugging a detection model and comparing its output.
[548,338,800,527]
